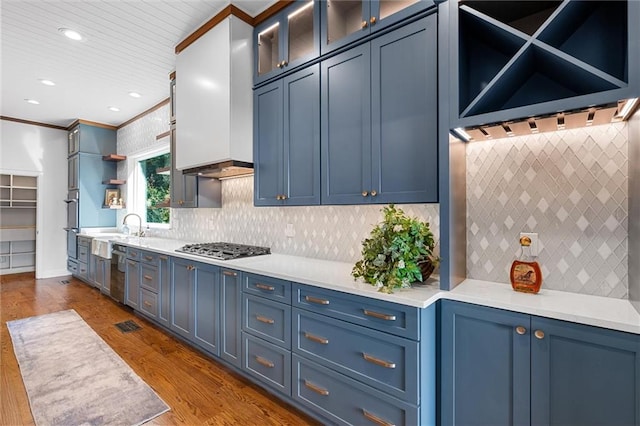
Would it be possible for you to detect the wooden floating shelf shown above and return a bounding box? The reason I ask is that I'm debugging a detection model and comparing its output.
[103,205,124,209]
[102,154,127,162]
[103,179,126,185]
[155,167,171,175]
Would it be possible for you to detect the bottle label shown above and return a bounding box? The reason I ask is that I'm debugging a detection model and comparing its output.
[512,262,537,286]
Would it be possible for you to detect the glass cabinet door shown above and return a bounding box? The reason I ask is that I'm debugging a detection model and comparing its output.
[323,0,368,53]
[371,0,431,32]
[257,22,281,78]
[287,1,315,64]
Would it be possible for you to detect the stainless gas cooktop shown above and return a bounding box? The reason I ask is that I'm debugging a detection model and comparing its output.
[175,242,270,260]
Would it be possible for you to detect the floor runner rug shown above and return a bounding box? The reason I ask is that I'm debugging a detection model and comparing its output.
[7,309,170,425]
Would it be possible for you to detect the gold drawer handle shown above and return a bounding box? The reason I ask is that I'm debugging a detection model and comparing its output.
[255,283,275,291]
[369,16,377,25]
[256,315,275,324]
[144,301,152,307]
[130,252,138,257]
[127,260,136,266]
[304,332,329,345]
[361,20,368,29]
[304,380,329,396]
[223,270,237,277]
[362,409,394,426]
[187,265,195,271]
[255,355,274,368]
[144,255,153,261]
[159,255,168,260]
[305,295,330,305]
[143,274,153,281]
[362,353,396,369]
[363,309,396,321]
[515,326,527,335]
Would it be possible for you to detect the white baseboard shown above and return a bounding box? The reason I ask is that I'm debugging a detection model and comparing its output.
[36,269,71,279]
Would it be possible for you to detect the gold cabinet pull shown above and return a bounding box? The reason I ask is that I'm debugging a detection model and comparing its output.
[515,326,527,335]
[534,330,545,340]
[255,355,274,368]
[363,309,396,321]
[362,353,396,369]
[276,195,282,200]
[304,380,329,396]
[256,315,275,324]
[361,20,368,29]
[143,274,153,281]
[159,255,168,261]
[281,60,288,67]
[304,332,329,345]
[255,283,275,291]
[127,260,136,266]
[144,255,153,261]
[223,270,237,277]
[143,301,152,307]
[186,265,195,271]
[370,16,377,25]
[305,295,330,305]
[362,409,394,426]
[362,191,369,197]
[370,190,377,197]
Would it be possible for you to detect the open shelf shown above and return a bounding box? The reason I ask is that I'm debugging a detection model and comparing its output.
[102,154,126,162]
[103,179,126,185]
[461,1,561,36]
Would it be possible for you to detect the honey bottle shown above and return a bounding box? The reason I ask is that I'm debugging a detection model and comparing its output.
[510,236,542,294]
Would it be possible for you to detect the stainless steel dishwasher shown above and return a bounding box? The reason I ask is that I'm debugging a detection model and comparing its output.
[110,244,127,303]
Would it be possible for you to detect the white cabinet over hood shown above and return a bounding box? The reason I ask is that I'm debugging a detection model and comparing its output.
[175,16,253,172]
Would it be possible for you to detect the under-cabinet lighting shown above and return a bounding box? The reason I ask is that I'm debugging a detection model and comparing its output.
[128,92,142,98]
[288,1,314,19]
[503,124,514,136]
[58,28,83,41]
[108,106,120,112]
[25,99,40,105]
[619,98,638,120]
[258,22,280,38]
[39,79,55,86]
[452,127,471,142]
[528,119,538,134]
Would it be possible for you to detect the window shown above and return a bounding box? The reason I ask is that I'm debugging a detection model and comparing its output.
[126,144,170,227]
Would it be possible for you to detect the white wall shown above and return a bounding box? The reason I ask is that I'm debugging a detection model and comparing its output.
[0,120,68,278]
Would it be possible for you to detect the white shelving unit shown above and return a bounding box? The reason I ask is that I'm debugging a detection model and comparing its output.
[0,174,36,274]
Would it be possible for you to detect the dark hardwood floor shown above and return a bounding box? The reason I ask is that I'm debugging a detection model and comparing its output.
[1,273,319,425]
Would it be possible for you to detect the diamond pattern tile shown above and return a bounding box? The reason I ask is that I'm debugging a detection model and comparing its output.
[466,123,629,298]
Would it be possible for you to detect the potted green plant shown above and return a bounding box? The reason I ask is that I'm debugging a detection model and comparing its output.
[352,204,439,294]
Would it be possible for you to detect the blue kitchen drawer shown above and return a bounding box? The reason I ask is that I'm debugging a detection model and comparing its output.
[140,288,158,319]
[67,259,78,274]
[77,261,88,280]
[243,294,291,349]
[140,263,159,292]
[244,273,291,304]
[293,354,418,426]
[126,247,140,261]
[77,244,89,264]
[293,283,420,340]
[293,308,418,403]
[242,332,291,396]
[139,250,159,265]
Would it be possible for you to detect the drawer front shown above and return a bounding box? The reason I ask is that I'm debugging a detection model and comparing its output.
[243,294,291,349]
[77,261,89,279]
[244,274,291,304]
[293,308,418,403]
[67,259,78,274]
[242,332,291,396]
[140,263,159,292]
[77,245,89,264]
[77,236,91,247]
[126,247,140,261]
[293,354,418,426]
[140,288,158,319]
[293,283,419,340]
[140,250,159,265]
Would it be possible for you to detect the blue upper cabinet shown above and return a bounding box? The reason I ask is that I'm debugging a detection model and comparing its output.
[254,0,320,86]
[320,0,436,55]
[451,0,640,128]
[321,14,438,204]
[254,64,320,206]
[68,123,117,157]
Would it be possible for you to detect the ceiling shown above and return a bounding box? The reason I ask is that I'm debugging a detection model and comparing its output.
[0,0,277,128]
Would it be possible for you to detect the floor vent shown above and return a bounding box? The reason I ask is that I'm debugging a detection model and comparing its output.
[59,280,70,285]
[114,320,141,333]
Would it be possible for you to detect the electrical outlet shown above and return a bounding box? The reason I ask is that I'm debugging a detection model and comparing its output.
[285,223,295,238]
[520,232,539,256]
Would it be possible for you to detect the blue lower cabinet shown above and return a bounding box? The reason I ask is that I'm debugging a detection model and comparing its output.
[292,354,418,426]
[140,288,158,319]
[193,263,220,356]
[170,258,194,339]
[242,332,291,396]
[441,300,640,426]
[125,258,140,309]
[293,308,418,403]
[220,269,242,367]
[157,255,171,328]
[530,316,640,426]
[243,294,291,349]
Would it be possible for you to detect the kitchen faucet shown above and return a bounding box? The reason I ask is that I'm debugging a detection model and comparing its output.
[123,213,145,237]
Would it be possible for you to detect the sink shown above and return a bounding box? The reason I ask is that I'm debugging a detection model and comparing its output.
[91,238,113,258]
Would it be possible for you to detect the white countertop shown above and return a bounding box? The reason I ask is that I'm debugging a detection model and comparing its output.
[110,236,640,335]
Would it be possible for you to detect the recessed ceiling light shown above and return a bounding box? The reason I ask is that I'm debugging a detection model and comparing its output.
[39,79,56,86]
[25,99,40,105]
[108,106,120,112]
[128,92,142,98]
[58,28,83,41]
